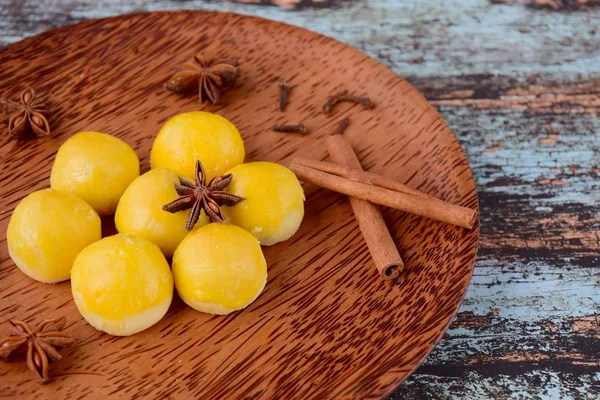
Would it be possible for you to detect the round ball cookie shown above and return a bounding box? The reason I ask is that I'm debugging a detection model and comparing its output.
[223,162,305,246]
[172,224,267,315]
[71,234,173,336]
[115,168,209,257]
[7,189,101,283]
[150,111,245,182]
[50,131,140,216]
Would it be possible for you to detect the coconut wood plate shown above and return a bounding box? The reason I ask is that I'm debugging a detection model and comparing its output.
[0,11,479,399]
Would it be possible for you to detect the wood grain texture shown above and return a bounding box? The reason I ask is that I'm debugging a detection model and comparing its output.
[1,1,599,399]
[0,11,479,399]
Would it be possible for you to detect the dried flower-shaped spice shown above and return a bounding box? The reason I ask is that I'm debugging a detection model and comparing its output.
[323,90,375,115]
[330,117,350,136]
[0,88,50,138]
[273,123,308,135]
[278,81,289,112]
[164,54,239,104]
[162,160,245,230]
[0,317,76,382]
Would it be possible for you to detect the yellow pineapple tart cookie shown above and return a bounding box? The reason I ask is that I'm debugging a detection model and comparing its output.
[7,189,101,283]
[223,162,305,246]
[150,111,245,182]
[172,224,267,315]
[71,234,173,336]
[50,131,140,216]
[115,168,209,257]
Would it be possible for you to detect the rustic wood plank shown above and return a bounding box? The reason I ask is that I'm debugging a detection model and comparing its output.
[1,0,599,399]
[392,97,599,398]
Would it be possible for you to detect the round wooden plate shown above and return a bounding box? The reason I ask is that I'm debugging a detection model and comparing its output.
[0,11,479,399]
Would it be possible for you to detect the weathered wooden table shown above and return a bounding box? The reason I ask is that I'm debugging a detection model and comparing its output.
[1,1,598,399]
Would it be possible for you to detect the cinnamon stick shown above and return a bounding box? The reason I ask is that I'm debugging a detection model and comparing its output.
[289,159,477,230]
[324,135,403,279]
[293,157,477,229]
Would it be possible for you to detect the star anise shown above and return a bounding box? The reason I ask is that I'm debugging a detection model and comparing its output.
[0,88,51,138]
[164,54,239,104]
[0,317,76,383]
[162,160,245,230]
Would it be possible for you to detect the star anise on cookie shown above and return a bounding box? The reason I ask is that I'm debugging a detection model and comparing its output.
[164,54,239,104]
[0,317,76,382]
[162,160,245,230]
